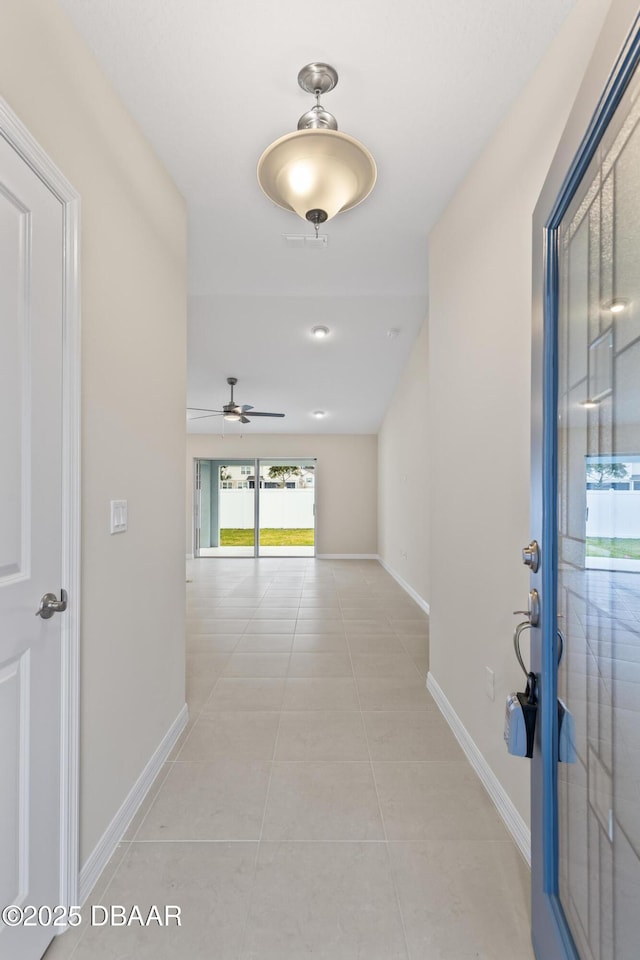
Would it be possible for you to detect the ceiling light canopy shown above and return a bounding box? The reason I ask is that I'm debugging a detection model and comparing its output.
[312,410,326,418]
[257,63,377,234]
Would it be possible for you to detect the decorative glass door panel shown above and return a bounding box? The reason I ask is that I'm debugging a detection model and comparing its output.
[556,70,640,960]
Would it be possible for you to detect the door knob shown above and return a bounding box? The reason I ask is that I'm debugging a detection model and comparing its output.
[521,540,540,573]
[35,589,68,619]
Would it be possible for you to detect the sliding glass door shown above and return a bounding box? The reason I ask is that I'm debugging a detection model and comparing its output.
[194,457,316,558]
[257,459,316,557]
[194,459,256,557]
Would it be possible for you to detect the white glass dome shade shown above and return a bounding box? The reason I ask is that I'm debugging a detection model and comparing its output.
[257,128,377,223]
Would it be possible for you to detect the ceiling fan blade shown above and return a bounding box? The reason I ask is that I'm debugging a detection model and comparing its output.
[245,411,285,418]
[187,407,222,413]
[240,416,251,424]
[187,411,223,421]
[238,404,254,412]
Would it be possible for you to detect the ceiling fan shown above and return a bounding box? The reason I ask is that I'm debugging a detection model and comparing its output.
[187,377,285,424]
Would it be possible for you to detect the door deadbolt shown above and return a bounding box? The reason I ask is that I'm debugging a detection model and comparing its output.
[522,540,540,573]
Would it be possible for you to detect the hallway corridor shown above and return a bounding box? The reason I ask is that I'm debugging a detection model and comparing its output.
[47,558,533,959]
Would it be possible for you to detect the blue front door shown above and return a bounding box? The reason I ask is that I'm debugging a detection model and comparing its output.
[531,12,640,959]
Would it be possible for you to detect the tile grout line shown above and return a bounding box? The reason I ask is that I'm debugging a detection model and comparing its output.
[132,569,239,840]
[125,760,176,843]
[345,567,415,960]
[122,838,401,844]
[59,838,133,960]
[396,631,429,680]
[338,575,396,849]
[381,837,413,960]
[167,758,468,765]
[236,639,288,959]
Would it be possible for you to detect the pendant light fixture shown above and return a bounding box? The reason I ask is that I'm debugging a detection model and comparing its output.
[257,63,377,234]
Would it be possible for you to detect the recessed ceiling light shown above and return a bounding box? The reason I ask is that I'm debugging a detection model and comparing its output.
[608,299,628,313]
[311,325,330,338]
[386,328,401,339]
[312,410,326,418]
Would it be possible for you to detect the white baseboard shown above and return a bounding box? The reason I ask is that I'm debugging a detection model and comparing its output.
[78,703,189,904]
[377,556,430,615]
[316,553,379,560]
[426,672,531,865]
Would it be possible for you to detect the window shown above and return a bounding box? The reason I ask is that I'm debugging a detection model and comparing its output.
[220,481,233,489]
[240,465,252,476]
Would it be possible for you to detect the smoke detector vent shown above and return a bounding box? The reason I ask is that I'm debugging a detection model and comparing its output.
[284,234,328,249]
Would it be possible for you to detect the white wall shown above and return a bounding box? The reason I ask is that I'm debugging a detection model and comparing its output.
[378,319,429,605]
[187,434,378,556]
[425,0,610,828]
[0,0,187,863]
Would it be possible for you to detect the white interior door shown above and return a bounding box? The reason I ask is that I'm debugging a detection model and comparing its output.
[0,132,66,959]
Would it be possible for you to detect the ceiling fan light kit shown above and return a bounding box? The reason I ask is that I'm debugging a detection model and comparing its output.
[257,63,377,234]
[187,377,285,425]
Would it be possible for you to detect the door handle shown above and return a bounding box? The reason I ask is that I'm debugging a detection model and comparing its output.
[35,589,68,619]
[513,588,540,627]
[513,621,565,679]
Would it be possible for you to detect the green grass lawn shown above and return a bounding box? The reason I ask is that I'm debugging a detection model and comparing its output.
[220,528,314,546]
[586,537,640,559]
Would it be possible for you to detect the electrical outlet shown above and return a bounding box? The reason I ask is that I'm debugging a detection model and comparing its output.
[485,667,495,701]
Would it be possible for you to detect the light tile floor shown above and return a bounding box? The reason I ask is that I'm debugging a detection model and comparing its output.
[45,558,534,960]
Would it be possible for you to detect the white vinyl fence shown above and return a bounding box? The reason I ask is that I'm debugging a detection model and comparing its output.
[220,488,314,529]
[586,490,640,538]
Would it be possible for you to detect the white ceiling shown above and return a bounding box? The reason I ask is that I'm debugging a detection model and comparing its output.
[59,0,576,434]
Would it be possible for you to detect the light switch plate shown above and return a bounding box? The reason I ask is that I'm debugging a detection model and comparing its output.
[485,667,495,701]
[110,499,127,534]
